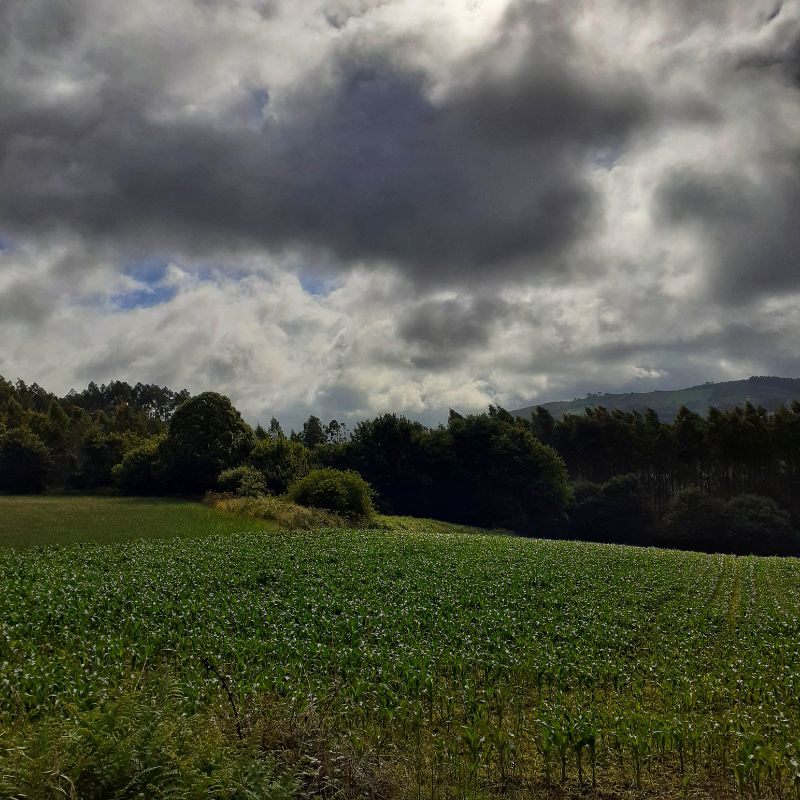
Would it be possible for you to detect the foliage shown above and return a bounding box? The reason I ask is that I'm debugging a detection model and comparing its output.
[5,370,800,556]
[569,474,654,545]
[310,440,354,471]
[73,430,135,489]
[4,521,800,797]
[292,416,349,449]
[0,678,290,800]
[217,465,267,497]
[160,392,254,494]
[727,493,798,556]
[288,468,374,520]
[661,487,732,553]
[267,416,284,439]
[0,427,51,493]
[113,437,164,495]
[662,489,799,556]
[294,414,326,449]
[345,410,570,535]
[210,494,350,530]
[446,409,570,535]
[66,379,190,424]
[347,414,432,515]
[249,437,309,494]
[538,401,800,525]
[0,375,191,494]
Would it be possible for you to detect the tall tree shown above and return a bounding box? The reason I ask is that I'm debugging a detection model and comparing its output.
[160,392,254,493]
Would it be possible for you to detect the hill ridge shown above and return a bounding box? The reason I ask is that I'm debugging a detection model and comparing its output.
[511,375,800,422]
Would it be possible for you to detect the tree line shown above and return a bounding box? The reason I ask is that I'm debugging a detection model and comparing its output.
[1,375,798,555]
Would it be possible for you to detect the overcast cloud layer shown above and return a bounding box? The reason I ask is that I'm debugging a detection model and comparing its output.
[1,0,799,427]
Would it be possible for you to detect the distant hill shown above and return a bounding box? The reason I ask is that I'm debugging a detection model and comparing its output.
[511,376,800,422]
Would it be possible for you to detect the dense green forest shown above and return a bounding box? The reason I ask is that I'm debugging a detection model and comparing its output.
[1,375,798,555]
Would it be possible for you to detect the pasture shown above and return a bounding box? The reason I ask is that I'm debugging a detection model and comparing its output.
[2,501,800,798]
[0,495,278,548]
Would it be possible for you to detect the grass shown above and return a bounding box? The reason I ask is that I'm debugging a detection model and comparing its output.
[0,495,280,548]
[210,493,354,530]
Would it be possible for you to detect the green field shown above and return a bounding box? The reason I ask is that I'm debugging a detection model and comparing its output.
[0,495,278,548]
[2,500,800,798]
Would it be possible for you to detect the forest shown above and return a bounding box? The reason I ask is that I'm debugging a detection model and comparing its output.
[1,375,798,556]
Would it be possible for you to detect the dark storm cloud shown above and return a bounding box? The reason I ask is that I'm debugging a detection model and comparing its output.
[0,0,651,285]
[399,297,502,350]
[656,162,800,303]
[398,295,509,368]
[315,382,371,416]
[444,0,649,148]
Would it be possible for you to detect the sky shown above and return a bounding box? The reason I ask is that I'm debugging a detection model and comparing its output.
[1,0,799,428]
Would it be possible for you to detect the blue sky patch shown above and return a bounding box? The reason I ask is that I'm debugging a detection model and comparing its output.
[299,272,334,297]
[122,258,170,283]
[112,259,176,309]
[112,283,178,310]
[250,87,270,120]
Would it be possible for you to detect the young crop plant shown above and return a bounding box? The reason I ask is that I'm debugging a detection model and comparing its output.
[3,522,800,798]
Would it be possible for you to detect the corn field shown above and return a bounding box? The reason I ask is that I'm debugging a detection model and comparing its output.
[3,523,800,797]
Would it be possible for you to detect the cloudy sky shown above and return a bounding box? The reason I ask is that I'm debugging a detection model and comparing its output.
[1,0,798,427]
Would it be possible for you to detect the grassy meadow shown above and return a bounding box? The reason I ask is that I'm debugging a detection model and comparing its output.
[0,495,281,548]
[2,497,800,799]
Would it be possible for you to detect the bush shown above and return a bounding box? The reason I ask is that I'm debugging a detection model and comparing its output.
[288,468,374,520]
[661,489,798,555]
[249,437,309,494]
[727,494,799,556]
[661,488,731,552]
[0,427,51,493]
[0,679,288,800]
[569,474,655,546]
[217,465,266,497]
[210,494,351,530]
[112,437,163,495]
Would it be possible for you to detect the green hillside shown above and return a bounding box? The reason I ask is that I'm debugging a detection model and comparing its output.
[512,375,800,421]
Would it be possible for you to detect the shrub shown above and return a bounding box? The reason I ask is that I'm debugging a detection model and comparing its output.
[727,494,798,556]
[288,468,375,520]
[249,437,309,494]
[661,488,731,553]
[217,465,266,497]
[210,494,351,530]
[660,489,798,555]
[569,474,655,546]
[0,427,51,493]
[112,437,163,495]
[0,679,287,799]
